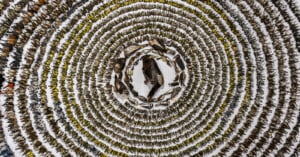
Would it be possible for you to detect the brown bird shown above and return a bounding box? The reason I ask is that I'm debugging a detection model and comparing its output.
[113,58,126,75]
[149,39,166,52]
[179,72,186,86]
[142,55,164,100]
[124,45,142,57]
[114,76,128,95]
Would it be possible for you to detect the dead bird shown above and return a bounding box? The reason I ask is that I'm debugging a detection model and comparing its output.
[168,82,179,87]
[127,97,138,105]
[142,55,164,100]
[0,74,4,89]
[171,87,181,98]
[124,45,142,57]
[173,71,180,82]
[174,55,185,70]
[113,58,126,75]
[137,95,147,102]
[142,55,164,85]
[179,72,186,86]
[142,104,153,110]
[124,73,131,85]
[149,38,166,52]
[114,76,128,94]
[157,93,167,100]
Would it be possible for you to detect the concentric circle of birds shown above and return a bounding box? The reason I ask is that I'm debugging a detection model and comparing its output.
[0,0,299,157]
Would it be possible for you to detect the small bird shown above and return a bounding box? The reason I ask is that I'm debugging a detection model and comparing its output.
[113,58,126,75]
[124,45,142,57]
[171,87,181,99]
[179,72,186,86]
[0,74,4,90]
[174,55,185,70]
[168,82,179,87]
[142,103,153,110]
[149,39,166,52]
[114,76,128,95]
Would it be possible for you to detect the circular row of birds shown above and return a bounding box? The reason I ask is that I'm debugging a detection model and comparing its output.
[0,0,300,156]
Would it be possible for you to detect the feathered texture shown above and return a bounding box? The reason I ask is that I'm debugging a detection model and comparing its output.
[0,0,299,156]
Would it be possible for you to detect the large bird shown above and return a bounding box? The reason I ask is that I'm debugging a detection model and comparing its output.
[142,55,164,100]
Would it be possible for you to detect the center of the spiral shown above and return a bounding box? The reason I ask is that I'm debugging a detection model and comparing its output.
[131,54,176,100]
[110,38,187,110]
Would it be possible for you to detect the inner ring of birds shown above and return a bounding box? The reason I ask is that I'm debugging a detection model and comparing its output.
[111,38,188,110]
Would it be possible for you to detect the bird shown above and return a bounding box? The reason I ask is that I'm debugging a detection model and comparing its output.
[142,55,164,100]
[149,38,166,52]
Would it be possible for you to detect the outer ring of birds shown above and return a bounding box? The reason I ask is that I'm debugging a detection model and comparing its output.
[0,0,299,156]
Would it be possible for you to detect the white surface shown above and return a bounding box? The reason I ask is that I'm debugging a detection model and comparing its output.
[131,56,176,99]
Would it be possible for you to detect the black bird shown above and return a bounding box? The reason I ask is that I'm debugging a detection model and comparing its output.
[0,74,4,90]
[174,55,185,70]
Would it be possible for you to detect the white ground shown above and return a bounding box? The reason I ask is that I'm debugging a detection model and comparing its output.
[131,56,176,99]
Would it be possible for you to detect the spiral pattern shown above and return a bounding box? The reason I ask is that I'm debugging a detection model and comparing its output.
[0,0,300,156]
